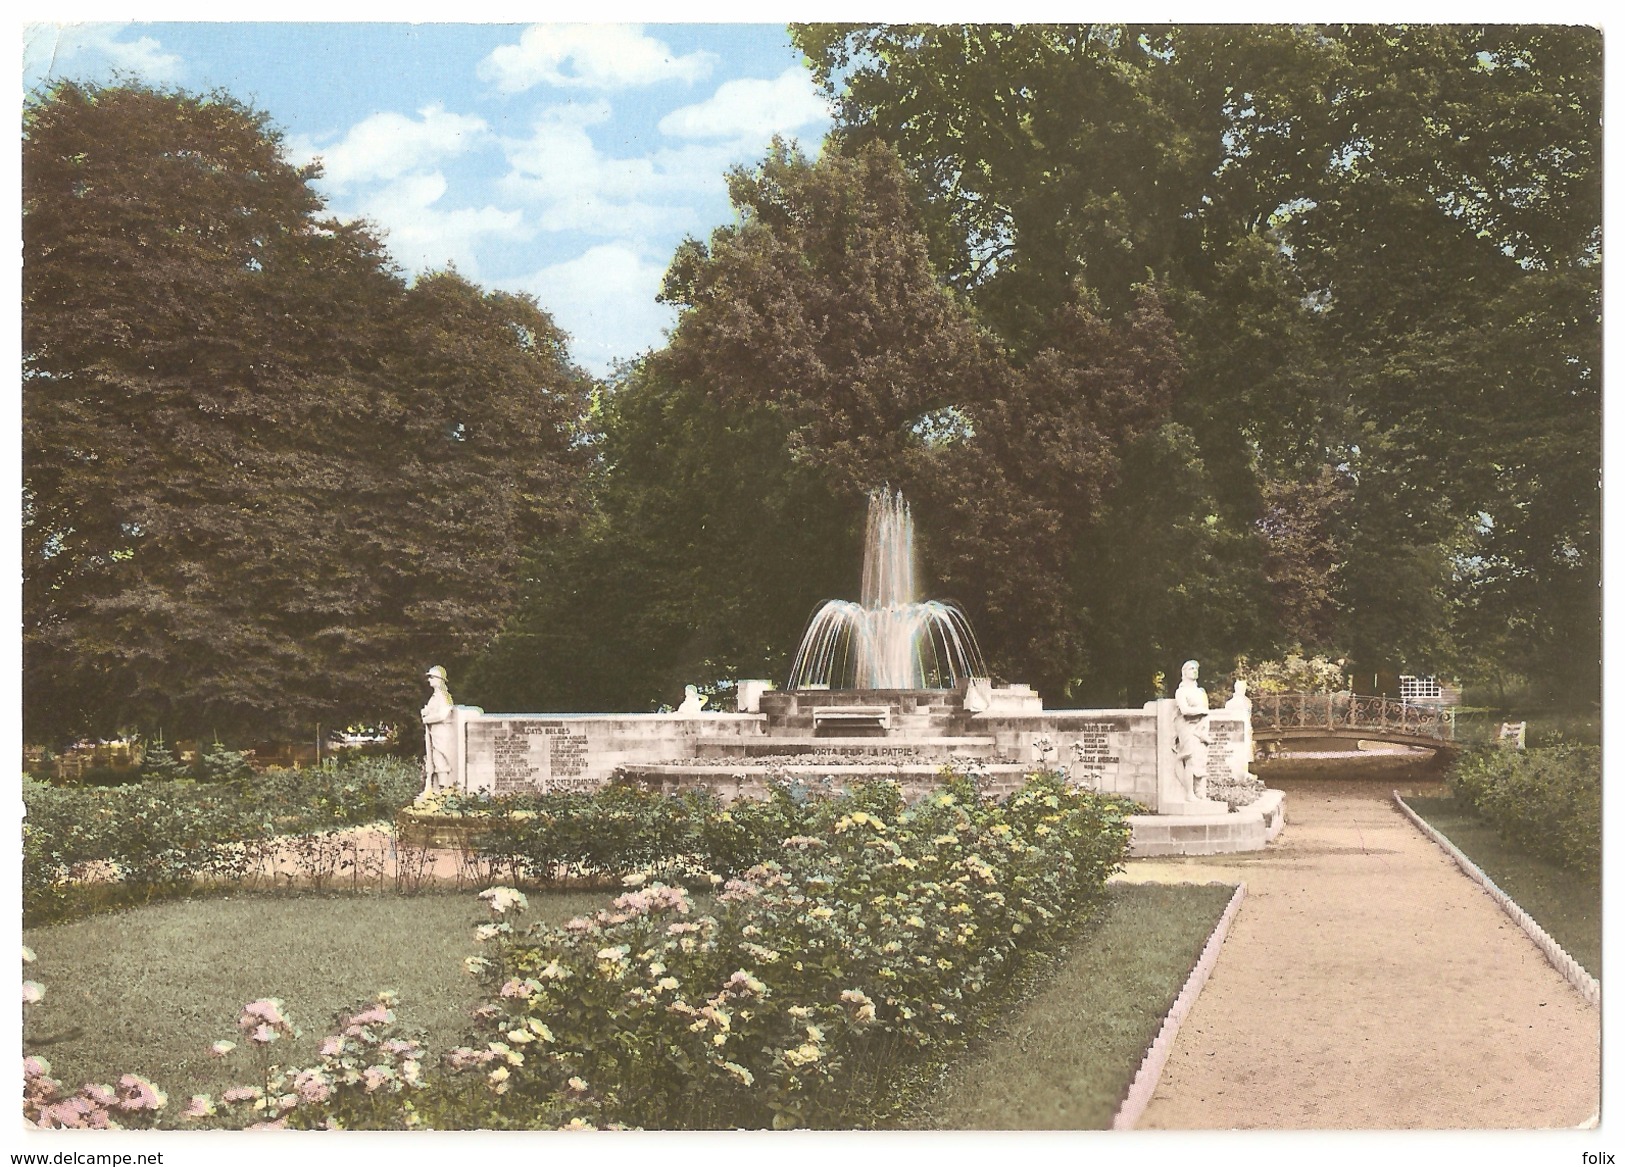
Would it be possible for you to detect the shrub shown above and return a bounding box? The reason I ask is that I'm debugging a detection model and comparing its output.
[419,778,815,889]
[245,756,422,831]
[21,756,423,918]
[1231,647,1348,694]
[1447,742,1601,875]
[456,771,1132,1129]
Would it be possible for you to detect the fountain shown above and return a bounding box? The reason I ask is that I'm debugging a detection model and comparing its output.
[788,490,986,691]
[418,491,1286,857]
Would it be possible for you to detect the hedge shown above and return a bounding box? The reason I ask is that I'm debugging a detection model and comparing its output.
[21,757,423,918]
[1445,742,1601,875]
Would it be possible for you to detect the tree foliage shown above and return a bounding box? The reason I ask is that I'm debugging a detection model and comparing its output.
[462,368,856,714]
[23,82,592,742]
[794,23,1601,700]
[473,142,1184,705]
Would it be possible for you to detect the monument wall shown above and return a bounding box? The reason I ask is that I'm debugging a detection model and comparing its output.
[437,710,768,797]
[970,708,1161,805]
[432,698,1249,818]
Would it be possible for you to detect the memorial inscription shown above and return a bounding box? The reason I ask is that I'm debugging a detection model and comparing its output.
[470,720,595,795]
[1067,721,1124,791]
[1068,722,1122,774]
[1201,714,1248,785]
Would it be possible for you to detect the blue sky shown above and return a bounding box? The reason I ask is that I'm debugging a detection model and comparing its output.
[22,21,833,376]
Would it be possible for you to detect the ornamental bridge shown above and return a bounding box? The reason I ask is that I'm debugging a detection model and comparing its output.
[1249,692,1460,754]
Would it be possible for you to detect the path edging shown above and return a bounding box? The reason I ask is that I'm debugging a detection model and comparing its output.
[1111,882,1246,1131]
[1392,791,1598,1007]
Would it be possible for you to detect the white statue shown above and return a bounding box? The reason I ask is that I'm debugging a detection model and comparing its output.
[1226,678,1256,769]
[422,666,456,791]
[1172,660,1211,798]
[678,684,707,715]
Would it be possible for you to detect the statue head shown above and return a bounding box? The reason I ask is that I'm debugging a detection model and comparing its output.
[1181,660,1199,683]
[1234,678,1247,696]
[426,665,448,682]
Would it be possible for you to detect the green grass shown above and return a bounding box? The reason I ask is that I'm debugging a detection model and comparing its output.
[896,881,1237,1130]
[22,888,608,1116]
[1403,795,1600,977]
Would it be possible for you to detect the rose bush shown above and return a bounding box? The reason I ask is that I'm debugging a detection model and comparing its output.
[22,757,422,919]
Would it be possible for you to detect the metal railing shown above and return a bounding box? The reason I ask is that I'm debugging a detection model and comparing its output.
[1250,692,1455,742]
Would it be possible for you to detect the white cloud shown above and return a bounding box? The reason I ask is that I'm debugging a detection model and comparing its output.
[496,104,737,238]
[509,244,677,375]
[660,68,832,141]
[351,172,527,278]
[292,105,490,189]
[478,24,715,93]
[25,23,184,87]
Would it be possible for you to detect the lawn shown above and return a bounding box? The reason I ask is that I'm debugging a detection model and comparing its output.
[1402,795,1600,978]
[22,888,607,1113]
[898,880,1237,1130]
[23,880,1237,1129]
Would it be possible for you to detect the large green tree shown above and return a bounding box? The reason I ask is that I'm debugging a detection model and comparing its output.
[463,368,857,714]
[470,142,1189,707]
[794,24,1601,699]
[23,82,591,742]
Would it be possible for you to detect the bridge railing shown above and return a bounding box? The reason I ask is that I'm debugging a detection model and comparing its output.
[1250,692,1455,742]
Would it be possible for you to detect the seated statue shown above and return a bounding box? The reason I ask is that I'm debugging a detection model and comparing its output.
[678,684,707,714]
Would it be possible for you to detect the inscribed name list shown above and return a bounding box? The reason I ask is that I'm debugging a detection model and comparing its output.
[1201,714,1248,784]
[466,720,594,795]
[1066,721,1123,790]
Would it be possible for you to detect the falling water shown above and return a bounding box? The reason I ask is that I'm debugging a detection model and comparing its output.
[788,490,988,690]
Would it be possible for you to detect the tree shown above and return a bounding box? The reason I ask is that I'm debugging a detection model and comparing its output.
[793,23,1601,700]
[463,368,856,713]
[471,141,1185,708]
[1069,424,1275,705]
[1254,462,1352,650]
[23,82,591,743]
[653,142,1181,697]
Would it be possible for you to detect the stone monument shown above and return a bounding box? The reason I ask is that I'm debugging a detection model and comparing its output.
[408,495,1284,857]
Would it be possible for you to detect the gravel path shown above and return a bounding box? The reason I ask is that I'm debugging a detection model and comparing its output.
[1113,775,1600,1129]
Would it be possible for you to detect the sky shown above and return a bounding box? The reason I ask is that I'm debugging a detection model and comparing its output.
[22,21,834,376]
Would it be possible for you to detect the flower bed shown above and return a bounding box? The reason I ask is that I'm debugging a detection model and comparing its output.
[449,771,1132,1129]
[24,772,1134,1131]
